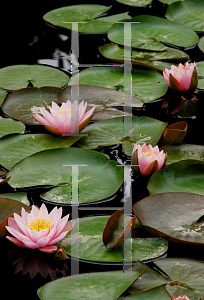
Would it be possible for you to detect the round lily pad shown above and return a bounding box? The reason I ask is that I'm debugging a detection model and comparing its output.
[120,285,171,299]
[37,268,142,300]
[58,215,168,262]
[133,192,204,244]
[71,66,168,102]
[158,0,184,4]
[0,88,7,106]
[165,0,204,32]
[0,65,69,91]
[198,36,204,53]
[57,85,143,121]
[197,61,204,77]
[77,116,167,156]
[0,117,25,138]
[116,0,153,6]
[43,5,131,34]
[1,86,62,124]
[0,193,30,206]
[107,15,199,51]
[160,144,204,165]
[0,133,81,170]
[147,160,204,196]
[99,43,188,72]
[7,148,124,204]
[155,258,204,300]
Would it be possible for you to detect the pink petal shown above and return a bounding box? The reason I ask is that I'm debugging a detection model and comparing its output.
[39,245,57,253]
[23,239,39,249]
[32,114,50,126]
[36,236,50,248]
[48,230,69,245]
[13,213,30,237]
[6,236,27,248]
[6,225,31,243]
[30,205,40,218]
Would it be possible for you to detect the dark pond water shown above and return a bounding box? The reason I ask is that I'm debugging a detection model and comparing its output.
[1,1,204,299]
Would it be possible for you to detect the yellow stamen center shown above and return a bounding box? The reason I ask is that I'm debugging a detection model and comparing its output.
[141,151,157,158]
[59,109,73,114]
[28,217,52,232]
[177,72,180,76]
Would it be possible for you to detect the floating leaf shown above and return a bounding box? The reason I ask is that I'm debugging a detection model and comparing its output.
[108,15,199,51]
[0,65,69,91]
[198,36,204,53]
[160,144,204,165]
[0,193,30,206]
[0,197,30,237]
[0,117,25,138]
[147,160,204,196]
[159,121,188,146]
[1,86,62,124]
[197,61,204,77]
[102,210,136,249]
[37,268,143,300]
[71,66,168,102]
[99,43,188,72]
[120,285,171,299]
[165,0,204,32]
[0,88,7,106]
[116,0,153,6]
[128,261,171,294]
[58,215,168,262]
[43,5,131,34]
[155,258,204,299]
[158,0,184,4]
[7,148,124,204]
[57,85,143,121]
[0,133,81,170]
[133,192,204,244]
[77,116,167,156]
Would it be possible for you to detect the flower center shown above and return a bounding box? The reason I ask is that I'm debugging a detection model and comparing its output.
[28,217,52,232]
[59,109,74,114]
[141,151,157,158]
[177,72,180,76]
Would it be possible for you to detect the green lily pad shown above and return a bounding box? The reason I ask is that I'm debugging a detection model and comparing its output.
[57,85,143,122]
[197,61,204,77]
[160,144,204,165]
[77,116,167,156]
[0,193,30,206]
[198,36,204,53]
[107,15,199,51]
[165,0,204,32]
[155,258,204,300]
[133,192,204,244]
[71,66,168,102]
[147,160,204,196]
[99,43,188,71]
[116,0,153,6]
[197,78,204,90]
[120,285,171,299]
[0,117,25,138]
[0,88,7,106]
[58,216,168,262]
[0,133,81,170]
[158,0,184,5]
[0,64,69,91]
[37,269,143,300]
[7,148,124,204]
[43,5,131,34]
[1,86,62,124]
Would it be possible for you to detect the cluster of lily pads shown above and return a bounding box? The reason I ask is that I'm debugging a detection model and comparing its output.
[0,0,204,299]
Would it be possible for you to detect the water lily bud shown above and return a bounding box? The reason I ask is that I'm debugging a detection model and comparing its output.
[163,62,198,93]
[32,100,95,135]
[131,143,167,177]
[172,295,191,300]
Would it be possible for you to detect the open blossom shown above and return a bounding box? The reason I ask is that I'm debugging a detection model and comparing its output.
[172,295,190,300]
[32,100,95,135]
[163,62,198,93]
[6,204,75,253]
[131,143,167,176]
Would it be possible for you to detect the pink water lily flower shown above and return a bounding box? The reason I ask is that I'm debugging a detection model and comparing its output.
[131,143,167,177]
[6,204,75,253]
[163,62,198,93]
[172,295,190,300]
[32,100,95,135]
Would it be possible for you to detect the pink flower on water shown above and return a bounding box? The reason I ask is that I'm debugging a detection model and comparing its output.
[32,100,95,135]
[6,204,75,253]
[131,143,167,177]
[163,62,198,93]
[172,295,190,300]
